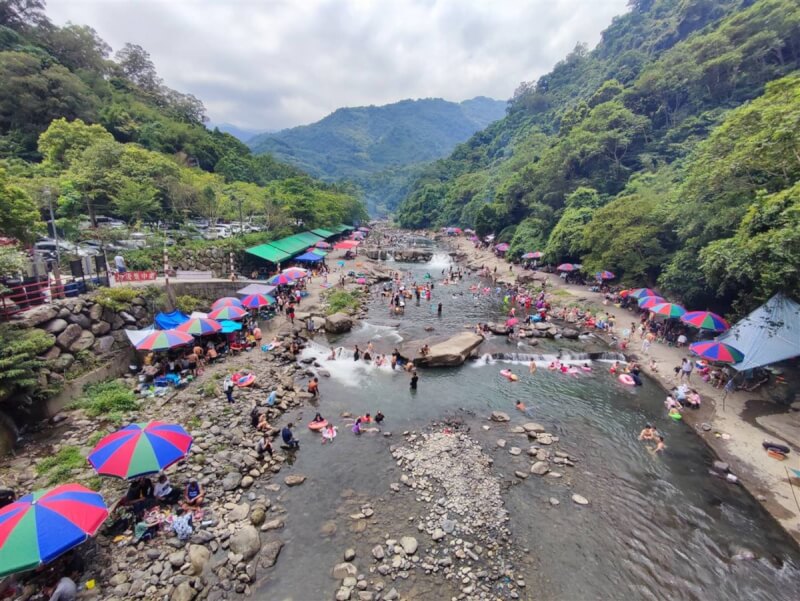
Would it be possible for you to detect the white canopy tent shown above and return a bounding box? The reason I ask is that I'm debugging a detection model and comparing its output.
[718,293,800,371]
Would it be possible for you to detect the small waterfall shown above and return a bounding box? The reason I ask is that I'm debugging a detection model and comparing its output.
[475,351,628,366]
[426,252,452,270]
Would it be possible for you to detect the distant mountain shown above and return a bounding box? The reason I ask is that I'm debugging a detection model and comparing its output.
[247,97,506,215]
[208,122,268,142]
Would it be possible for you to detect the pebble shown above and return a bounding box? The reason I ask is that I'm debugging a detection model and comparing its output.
[572,494,589,505]
[549,497,560,506]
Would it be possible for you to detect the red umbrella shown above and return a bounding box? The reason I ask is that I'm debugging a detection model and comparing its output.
[557,263,577,272]
[334,240,360,250]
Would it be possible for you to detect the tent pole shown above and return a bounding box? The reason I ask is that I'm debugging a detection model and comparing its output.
[785,467,800,515]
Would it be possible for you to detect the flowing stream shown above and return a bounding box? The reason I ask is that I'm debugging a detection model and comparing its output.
[258,248,800,601]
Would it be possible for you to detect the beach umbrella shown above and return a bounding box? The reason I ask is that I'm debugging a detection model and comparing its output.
[315,241,331,249]
[506,317,519,327]
[650,302,687,319]
[282,267,308,279]
[557,263,576,272]
[267,272,298,286]
[356,277,366,284]
[334,240,359,250]
[208,305,247,321]
[521,252,539,260]
[175,317,222,336]
[211,297,243,310]
[630,288,657,299]
[0,484,108,577]
[637,295,665,309]
[495,243,510,252]
[241,294,275,309]
[88,421,193,479]
[596,271,616,280]
[135,329,194,351]
[689,341,744,364]
[680,311,730,332]
[358,226,370,232]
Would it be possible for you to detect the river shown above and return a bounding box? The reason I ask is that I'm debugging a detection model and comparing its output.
[258,248,800,601]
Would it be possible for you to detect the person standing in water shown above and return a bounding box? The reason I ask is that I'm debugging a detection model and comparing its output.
[437,302,442,316]
[353,345,361,361]
[529,361,537,374]
[410,370,419,390]
[638,424,656,441]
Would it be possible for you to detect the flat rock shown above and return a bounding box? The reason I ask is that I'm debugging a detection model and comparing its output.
[221,472,241,491]
[332,562,357,580]
[572,494,589,505]
[284,474,307,487]
[490,411,510,423]
[530,461,549,475]
[261,518,284,532]
[260,539,284,568]
[522,422,546,433]
[413,332,484,367]
[508,447,521,456]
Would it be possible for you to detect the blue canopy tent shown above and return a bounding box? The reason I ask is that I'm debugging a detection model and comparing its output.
[219,319,242,333]
[154,310,190,330]
[294,251,326,263]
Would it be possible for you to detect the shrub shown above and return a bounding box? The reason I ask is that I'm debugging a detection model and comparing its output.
[175,294,203,314]
[70,380,138,417]
[94,286,140,311]
[36,446,85,485]
[325,290,362,315]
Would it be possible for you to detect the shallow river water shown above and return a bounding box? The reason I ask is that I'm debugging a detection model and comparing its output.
[260,250,800,601]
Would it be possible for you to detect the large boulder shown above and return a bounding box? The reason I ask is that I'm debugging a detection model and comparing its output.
[413,332,483,367]
[229,525,261,560]
[43,318,68,334]
[490,411,510,422]
[187,544,210,575]
[260,539,284,568]
[56,324,83,350]
[92,335,115,355]
[69,330,95,353]
[325,313,353,334]
[561,328,580,339]
[66,313,91,329]
[20,306,58,327]
[91,321,111,336]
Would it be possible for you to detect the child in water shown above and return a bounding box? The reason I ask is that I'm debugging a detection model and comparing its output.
[322,424,337,444]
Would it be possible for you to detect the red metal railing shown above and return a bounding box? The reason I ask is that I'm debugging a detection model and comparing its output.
[1,279,74,321]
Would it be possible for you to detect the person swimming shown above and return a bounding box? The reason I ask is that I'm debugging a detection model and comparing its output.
[650,436,666,454]
[375,411,385,424]
[515,401,526,412]
[638,424,656,441]
[312,413,324,423]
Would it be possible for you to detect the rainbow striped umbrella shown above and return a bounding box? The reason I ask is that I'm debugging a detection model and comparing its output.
[0,484,108,577]
[268,272,298,285]
[557,263,577,272]
[680,311,730,332]
[134,329,194,351]
[637,295,665,309]
[211,297,243,310]
[315,241,332,249]
[282,267,308,279]
[175,317,222,336]
[630,288,657,299]
[690,341,744,364]
[241,294,275,309]
[208,306,247,321]
[596,271,616,280]
[88,422,193,479]
[522,252,543,259]
[650,302,687,319]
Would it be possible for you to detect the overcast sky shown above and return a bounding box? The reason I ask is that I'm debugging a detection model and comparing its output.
[46,0,629,131]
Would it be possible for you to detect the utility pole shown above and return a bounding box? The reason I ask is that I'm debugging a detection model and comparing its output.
[237,194,244,236]
[44,188,63,298]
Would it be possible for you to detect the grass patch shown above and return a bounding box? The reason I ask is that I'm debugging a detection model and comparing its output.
[325,290,362,315]
[36,447,85,485]
[187,415,201,429]
[70,380,138,417]
[84,476,104,491]
[86,431,105,446]
[200,382,217,397]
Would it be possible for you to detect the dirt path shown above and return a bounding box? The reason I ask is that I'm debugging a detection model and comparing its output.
[448,235,800,544]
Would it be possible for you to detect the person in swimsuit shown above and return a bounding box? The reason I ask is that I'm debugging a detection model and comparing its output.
[651,436,666,454]
[353,345,361,361]
[515,401,526,412]
[410,370,418,390]
[312,412,324,423]
[638,424,656,441]
[375,411,385,424]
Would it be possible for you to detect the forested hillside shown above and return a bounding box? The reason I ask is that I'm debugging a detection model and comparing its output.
[249,97,506,216]
[397,0,800,315]
[0,0,365,248]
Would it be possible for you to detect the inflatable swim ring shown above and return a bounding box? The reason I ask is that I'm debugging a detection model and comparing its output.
[618,374,636,386]
[308,419,328,431]
[762,441,790,454]
[567,367,579,374]
[232,372,256,387]
[767,449,786,461]
[500,369,519,381]
[581,366,592,372]
[670,413,683,421]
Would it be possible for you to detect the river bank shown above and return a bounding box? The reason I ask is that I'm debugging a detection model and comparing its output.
[446,234,800,545]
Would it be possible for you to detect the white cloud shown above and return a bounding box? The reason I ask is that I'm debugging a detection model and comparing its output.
[45,0,629,130]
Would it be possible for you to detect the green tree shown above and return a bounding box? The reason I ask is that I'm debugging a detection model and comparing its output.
[37,117,114,167]
[0,166,41,241]
[113,178,159,223]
